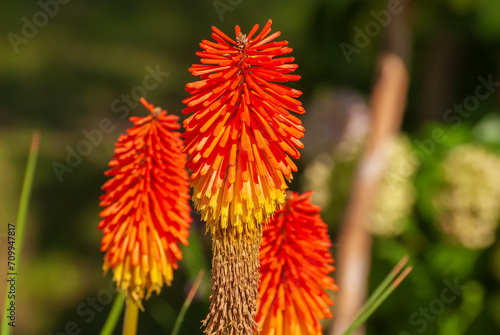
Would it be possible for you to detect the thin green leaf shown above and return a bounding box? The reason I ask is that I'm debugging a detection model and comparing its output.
[1,131,41,335]
[171,270,205,335]
[360,255,409,316]
[342,256,412,335]
[100,294,126,335]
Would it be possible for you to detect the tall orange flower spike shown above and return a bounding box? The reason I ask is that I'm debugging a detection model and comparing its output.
[183,19,305,237]
[257,191,338,335]
[183,20,305,334]
[98,98,192,307]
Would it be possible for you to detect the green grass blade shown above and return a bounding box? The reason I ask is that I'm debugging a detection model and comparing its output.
[100,293,126,335]
[359,255,409,316]
[345,266,413,334]
[171,270,205,335]
[15,131,41,247]
[1,131,41,335]
[342,257,412,335]
[181,229,210,300]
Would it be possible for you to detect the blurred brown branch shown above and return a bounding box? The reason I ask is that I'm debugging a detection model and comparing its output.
[330,3,411,335]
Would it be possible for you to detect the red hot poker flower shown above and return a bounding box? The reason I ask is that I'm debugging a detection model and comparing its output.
[183,20,305,335]
[183,20,306,335]
[257,191,338,335]
[98,98,192,306]
[183,19,305,237]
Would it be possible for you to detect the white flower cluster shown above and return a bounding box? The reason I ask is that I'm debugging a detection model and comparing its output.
[366,135,418,237]
[434,144,500,249]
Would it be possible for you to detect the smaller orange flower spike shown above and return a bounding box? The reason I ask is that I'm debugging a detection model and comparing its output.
[98,98,192,306]
[256,191,338,335]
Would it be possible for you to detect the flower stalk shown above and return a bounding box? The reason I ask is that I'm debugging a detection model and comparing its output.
[123,300,139,335]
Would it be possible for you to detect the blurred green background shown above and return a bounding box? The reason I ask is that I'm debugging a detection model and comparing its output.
[2,0,500,334]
